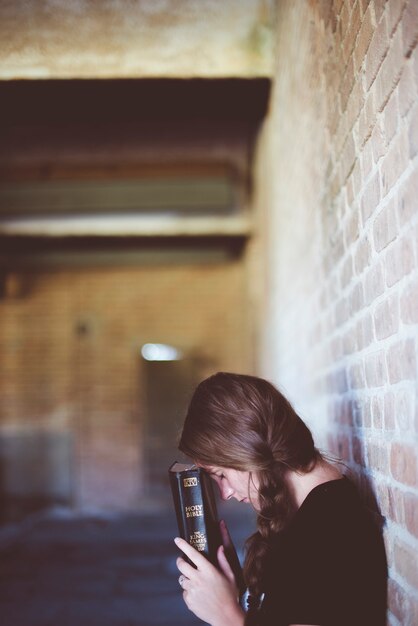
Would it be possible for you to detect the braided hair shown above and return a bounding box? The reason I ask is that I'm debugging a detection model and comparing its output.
[179,372,321,624]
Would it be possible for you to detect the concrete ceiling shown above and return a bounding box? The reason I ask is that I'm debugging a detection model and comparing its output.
[0,0,275,80]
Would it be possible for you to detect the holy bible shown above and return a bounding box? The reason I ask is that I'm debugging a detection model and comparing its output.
[169,461,222,566]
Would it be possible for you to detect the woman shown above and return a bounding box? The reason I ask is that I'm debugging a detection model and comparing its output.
[174,372,387,626]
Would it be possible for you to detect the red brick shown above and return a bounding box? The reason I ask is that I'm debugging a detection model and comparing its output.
[353,435,366,465]
[365,13,389,89]
[356,312,374,349]
[398,172,418,227]
[380,127,409,198]
[374,292,399,339]
[357,396,373,428]
[342,1,361,64]
[383,91,399,144]
[336,432,352,462]
[361,171,380,224]
[402,0,418,57]
[385,234,416,287]
[364,261,385,303]
[349,280,364,313]
[343,209,360,248]
[404,491,418,539]
[394,538,418,587]
[372,198,397,251]
[408,104,418,158]
[351,159,363,197]
[384,391,396,429]
[367,440,389,471]
[340,254,354,288]
[391,442,418,486]
[371,394,384,428]
[354,3,374,70]
[340,132,357,181]
[353,396,367,427]
[342,395,356,426]
[331,335,343,360]
[395,387,414,430]
[388,577,411,624]
[386,338,417,383]
[389,0,407,34]
[413,42,418,86]
[346,78,363,133]
[348,360,366,388]
[340,1,351,41]
[373,0,388,25]
[370,118,386,162]
[354,235,372,274]
[361,137,374,179]
[398,62,417,118]
[331,367,349,394]
[343,326,357,354]
[359,0,372,18]
[333,0,344,18]
[358,90,376,147]
[401,276,418,324]
[365,349,387,386]
[346,177,355,206]
[375,27,404,112]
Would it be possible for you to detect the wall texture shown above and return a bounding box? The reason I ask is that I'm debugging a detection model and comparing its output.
[254,1,418,623]
[0,0,274,79]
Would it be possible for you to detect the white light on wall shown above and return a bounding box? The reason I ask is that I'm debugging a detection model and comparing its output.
[141,343,183,361]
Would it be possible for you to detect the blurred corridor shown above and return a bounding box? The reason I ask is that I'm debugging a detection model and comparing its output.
[0,504,254,626]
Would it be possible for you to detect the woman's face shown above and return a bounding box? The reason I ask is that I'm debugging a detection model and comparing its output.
[204,465,260,510]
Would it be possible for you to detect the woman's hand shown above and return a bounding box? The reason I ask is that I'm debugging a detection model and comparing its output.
[175,536,245,626]
[219,519,245,596]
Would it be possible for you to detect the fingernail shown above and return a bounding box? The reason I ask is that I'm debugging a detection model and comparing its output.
[174,537,180,545]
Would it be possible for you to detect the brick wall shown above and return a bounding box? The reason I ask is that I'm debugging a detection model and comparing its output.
[254,1,418,623]
[0,259,252,510]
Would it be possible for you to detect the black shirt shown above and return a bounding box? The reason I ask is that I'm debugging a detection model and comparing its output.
[258,477,387,626]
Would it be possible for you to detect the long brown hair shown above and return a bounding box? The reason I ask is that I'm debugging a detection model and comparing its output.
[179,372,320,619]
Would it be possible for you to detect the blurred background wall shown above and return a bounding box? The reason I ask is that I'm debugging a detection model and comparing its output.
[0,1,274,519]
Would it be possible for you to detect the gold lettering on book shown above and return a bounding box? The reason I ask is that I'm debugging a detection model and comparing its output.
[190,530,207,552]
[183,477,198,487]
[185,504,203,517]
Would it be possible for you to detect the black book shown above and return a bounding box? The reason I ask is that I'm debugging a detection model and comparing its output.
[169,461,222,566]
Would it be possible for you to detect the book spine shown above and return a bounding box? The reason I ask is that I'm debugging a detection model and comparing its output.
[169,469,219,565]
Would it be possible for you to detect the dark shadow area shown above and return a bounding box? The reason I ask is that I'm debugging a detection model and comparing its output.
[0,78,271,126]
[0,500,255,626]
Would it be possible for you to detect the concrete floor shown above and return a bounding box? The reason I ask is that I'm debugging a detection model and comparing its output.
[0,503,255,626]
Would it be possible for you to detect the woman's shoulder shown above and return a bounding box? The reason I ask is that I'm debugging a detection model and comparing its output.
[293,475,369,530]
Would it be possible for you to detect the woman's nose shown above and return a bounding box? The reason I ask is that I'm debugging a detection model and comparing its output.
[221,484,234,501]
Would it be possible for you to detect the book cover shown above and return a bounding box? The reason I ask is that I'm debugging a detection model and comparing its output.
[169,461,222,566]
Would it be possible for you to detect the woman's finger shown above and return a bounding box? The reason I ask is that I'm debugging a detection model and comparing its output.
[219,519,232,549]
[176,556,196,579]
[217,545,236,584]
[174,537,207,569]
[178,574,191,590]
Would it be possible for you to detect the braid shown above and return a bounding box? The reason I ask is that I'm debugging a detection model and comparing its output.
[243,460,317,625]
